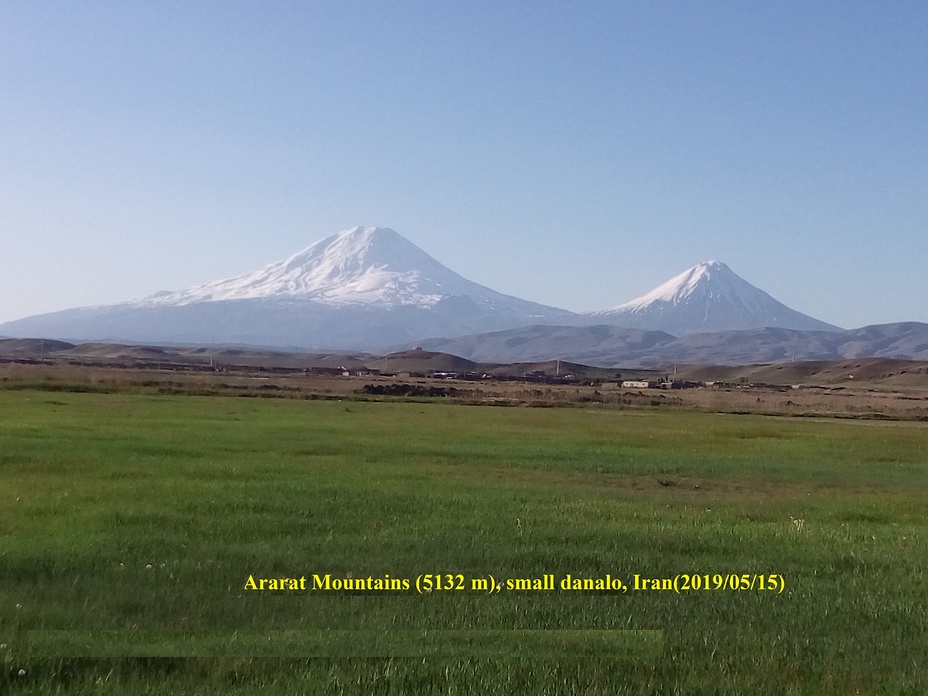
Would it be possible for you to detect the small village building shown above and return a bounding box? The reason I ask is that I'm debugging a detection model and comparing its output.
[622,380,652,389]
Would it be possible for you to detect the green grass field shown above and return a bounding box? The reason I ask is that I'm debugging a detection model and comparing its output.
[1,390,926,694]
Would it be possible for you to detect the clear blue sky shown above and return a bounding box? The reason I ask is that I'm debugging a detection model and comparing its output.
[2,1,926,329]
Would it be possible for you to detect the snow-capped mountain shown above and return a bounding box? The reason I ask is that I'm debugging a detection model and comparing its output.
[0,231,845,355]
[0,226,575,350]
[142,226,525,309]
[587,261,840,334]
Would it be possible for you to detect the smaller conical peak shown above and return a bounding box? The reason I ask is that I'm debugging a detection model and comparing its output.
[606,260,745,312]
[591,257,840,333]
[664,260,730,290]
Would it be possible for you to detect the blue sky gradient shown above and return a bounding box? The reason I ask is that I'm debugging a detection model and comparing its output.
[2,1,926,328]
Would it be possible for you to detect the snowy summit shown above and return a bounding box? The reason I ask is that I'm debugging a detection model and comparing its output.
[141,226,535,309]
[589,260,840,334]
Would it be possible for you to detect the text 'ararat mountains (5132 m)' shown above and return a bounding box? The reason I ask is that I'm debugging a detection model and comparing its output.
[0,225,848,354]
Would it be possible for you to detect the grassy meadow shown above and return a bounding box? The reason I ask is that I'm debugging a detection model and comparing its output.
[0,390,926,693]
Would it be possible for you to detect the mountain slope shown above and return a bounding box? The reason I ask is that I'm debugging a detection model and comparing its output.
[588,261,840,334]
[0,226,575,350]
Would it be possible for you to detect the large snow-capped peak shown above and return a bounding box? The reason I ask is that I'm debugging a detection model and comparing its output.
[0,226,574,349]
[589,260,840,334]
[140,226,524,308]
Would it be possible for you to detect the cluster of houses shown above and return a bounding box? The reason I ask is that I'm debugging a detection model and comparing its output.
[331,367,708,389]
[621,379,702,390]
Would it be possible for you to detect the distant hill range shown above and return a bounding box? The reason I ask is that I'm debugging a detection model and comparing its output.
[0,339,628,381]
[414,322,928,368]
[4,339,928,390]
[3,224,925,366]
